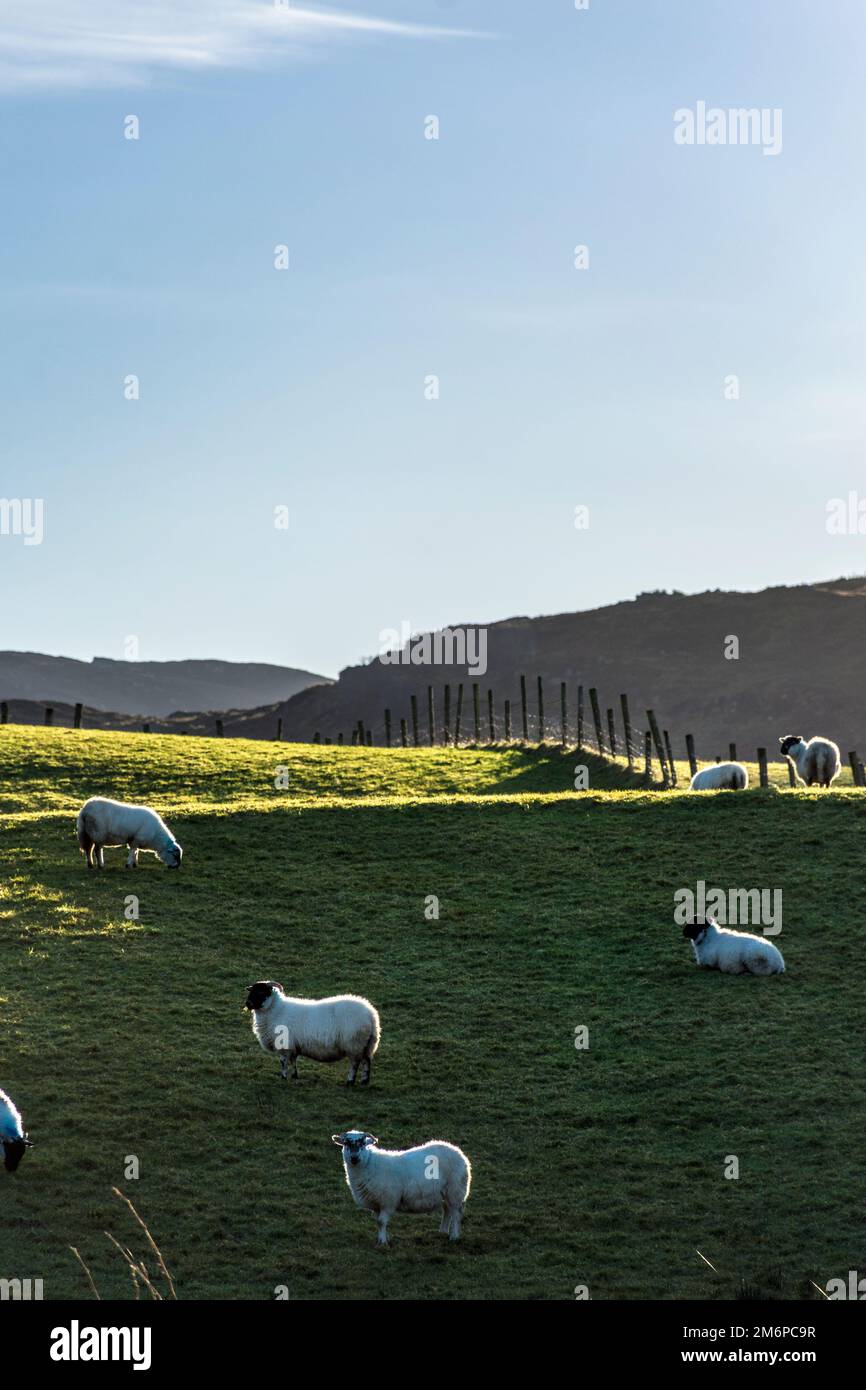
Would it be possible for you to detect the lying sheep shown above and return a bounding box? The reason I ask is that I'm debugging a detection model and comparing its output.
[331,1130,471,1246]
[683,918,784,975]
[689,762,749,791]
[77,797,182,869]
[779,734,841,788]
[0,1088,31,1173]
[245,981,380,1085]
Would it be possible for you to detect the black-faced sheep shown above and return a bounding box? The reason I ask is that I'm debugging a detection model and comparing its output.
[779,734,841,788]
[245,982,380,1085]
[683,918,785,975]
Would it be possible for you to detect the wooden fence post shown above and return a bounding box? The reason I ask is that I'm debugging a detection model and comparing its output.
[427,686,435,747]
[758,748,768,787]
[520,675,528,742]
[276,717,283,741]
[607,708,617,758]
[588,688,604,752]
[488,690,495,743]
[367,730,372,747]
[560,682,568,747]
[338,732,344,745]
[537,676,544,743]
[643,730,652,783]
[0,701,6,724]
[454,684,464,746]
[443,686,451,745]
[74,702,83,729]
[472,684,480,744]
[215,718,223,737]
[848,751,860,786]
[410,695,420,747]
[729,742,737,761]
[45,707,53,726]
[620,694,633,769]
[685,733,697,778]
[663,730,677,786]
[313,731,321,744]
[400,719,407,747]
[357,719,365,745]
[384,710,392,747]
[577,685,584,750]
[504,699,511,742]
[646,710,669,787]
[786,757,796,786]
[142,723,150,734]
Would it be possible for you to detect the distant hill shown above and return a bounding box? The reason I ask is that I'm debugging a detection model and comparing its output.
[0,653,328,718]
[7,581,866,761]
[219,578,866,759]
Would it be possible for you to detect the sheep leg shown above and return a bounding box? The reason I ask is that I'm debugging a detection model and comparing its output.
[360,1056,371,1086]
[93,844,105,870]
[125,843,138,868]
[447,1205,463,1241]
[346,1059,358,1086]
[280,1053,298,1082]
[376,1212,391,1247]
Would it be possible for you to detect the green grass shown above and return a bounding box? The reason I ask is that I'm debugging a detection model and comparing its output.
[1,726,864,1301]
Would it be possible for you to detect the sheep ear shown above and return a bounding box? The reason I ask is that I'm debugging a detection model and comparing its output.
[331,1134,345,1146]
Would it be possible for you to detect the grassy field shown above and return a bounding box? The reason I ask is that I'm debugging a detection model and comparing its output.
[1,725,864,1301]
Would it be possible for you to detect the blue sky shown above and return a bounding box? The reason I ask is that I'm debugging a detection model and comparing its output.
[1,0,865,678]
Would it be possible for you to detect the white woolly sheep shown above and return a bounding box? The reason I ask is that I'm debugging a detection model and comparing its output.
[689,762,749,791]
[779,734,841,788]
[77,797,182,869]
[0,1087,31,1172]
[331,1130,472,1246]
[683,918,785,975]
[245,981,380,1085]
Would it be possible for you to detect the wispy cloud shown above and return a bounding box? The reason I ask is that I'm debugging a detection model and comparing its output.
[0,1,483,94]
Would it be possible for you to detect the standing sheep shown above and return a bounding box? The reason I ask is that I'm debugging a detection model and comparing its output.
[683,918,784,975]
[331,1130,472,1246]
[77,797,182,869]
[245,981,380,1085]
[689,762,749,791]
[0,1088,31,1172]
[779,734,841,788]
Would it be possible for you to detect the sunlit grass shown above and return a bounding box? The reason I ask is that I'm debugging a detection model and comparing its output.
[0,726,863,1299]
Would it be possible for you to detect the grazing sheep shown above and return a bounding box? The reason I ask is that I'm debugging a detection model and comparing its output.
[779,734,841,788]
[683,918,785,975]
[245,981,380,1085]
[77,797,182,869]
[689,761,749,791]
[0,1088,31,1172]
[331,1130,472,1246]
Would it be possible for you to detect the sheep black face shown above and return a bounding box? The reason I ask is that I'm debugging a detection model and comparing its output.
[683,920,710,941]
[162,843,182,869]
[779,735,803,756]
[245,981,284,1011]
[332,1130,377,1167]
[3,1137,30,1173]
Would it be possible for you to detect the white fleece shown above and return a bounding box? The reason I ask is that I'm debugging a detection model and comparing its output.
[252,988,380,1082]
[336,1133,471,1245]
[689,920,785,975]
[689,762,749,791]
[783,736,841,788]
[77,797,181,868]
